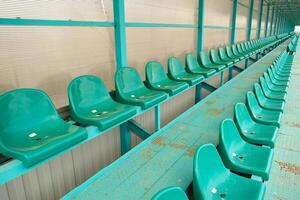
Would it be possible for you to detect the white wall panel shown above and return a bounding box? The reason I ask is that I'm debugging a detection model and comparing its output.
[204,0,231,26]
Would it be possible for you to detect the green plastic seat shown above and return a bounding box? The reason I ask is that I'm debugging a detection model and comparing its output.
[219,119,273,180]
[231,45,245,59]
[185,53,216,77]
[267,68,289,83]
[237,43,250,57]
[259,77,286,101]
[68,75,137,130]
[194,143,265,200]
[253,83,284,112]
[218,47,239,63]
[234,103,278,148]
[115,67,168,109]
[263,73,287,93]
[210,48,233,66]
[198,51,226,71]
[151,187,188,200]
[145,61,189,96]
[272,65,291,77]
[225,46,242,61]
[264,71,288,87]
[246,91,282,127]
[168,56,205,86]
[0,89,88,167]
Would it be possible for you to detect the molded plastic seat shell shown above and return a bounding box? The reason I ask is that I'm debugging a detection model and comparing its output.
[168,56,205,86]
[226,46,242,61]
[115,67,168,109]
[263,73,288,93]
[198,51,226,71]
[219,119,273,180]
[260,77,286,101]
[267,68,290,83]
[145,61,189,96]
[234,103,278,148]
[185,53,216,77]
[68,75,137,130]
[218,47,239,63]
[246,91,282,127]
[0,89,88,167]
[253,83,284,112]
[210,48,233,66]
[194,143,265,200]
[151,187,188,200]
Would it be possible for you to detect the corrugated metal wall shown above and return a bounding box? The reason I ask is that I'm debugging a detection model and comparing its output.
[0,0,260,199]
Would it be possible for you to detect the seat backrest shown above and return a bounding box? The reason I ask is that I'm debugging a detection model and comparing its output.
[220,119,245,151]
[0,89,59,135]
[115,67,144,94]
[193,143,228,200]
[68,75,113,114]
[198,51,212,66]
[253,83,266,103]
[226,46,234,57]
[218,47,227,60]
[168,56,186,76]
[186,53,200,72]
[259,77,269,95]
[209,48,220,63]
[151,186,188,200]
[246,91,261,113]
[231,45,239,55]
[145,61,169,85]
[234,103,255,132]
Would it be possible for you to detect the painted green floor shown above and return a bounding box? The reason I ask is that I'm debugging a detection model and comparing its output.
[265,42,300,200]
[64,39,291,200]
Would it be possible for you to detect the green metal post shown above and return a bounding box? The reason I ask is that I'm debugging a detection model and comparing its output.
[273,10,278,35]
[247,0,254,40]
[113,0,127,69]
[196,0,205,103]
[269,7,275,36]
[113,0,131,155]
[231,0,238,44]
[256,0,263,39]
[197,0,205,52]
[155,105,161,131]
[264,2,270,37]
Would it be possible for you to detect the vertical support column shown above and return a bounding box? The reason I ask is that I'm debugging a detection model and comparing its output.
[245,0,254,68]
[195,0,205,103]
[264,2,270,37]
[230,0,238,44]
[269,7,275,36]
[113,0,127,69]
[246,0,254,41]
[113,0,131,155]
[273,10,278,35]
[256,0,263,39]
[154,105,161,131]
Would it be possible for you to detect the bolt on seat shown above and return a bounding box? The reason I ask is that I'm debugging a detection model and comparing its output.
[263,73,288,93]
[145,61,189,96]
[185,53,216,77]
[259,77,286,101]
[151,186,188,200]
[198,51,226,71]
[210,48,233,66]
[168,56,205,86]
[246,91,282,127]
[68,75,137,130]
[0,89,88,167]
[194,143,266,200]
[219,119,273,181]
[115,67,168,110]
[253,83,284,112]
[234,103,278,148]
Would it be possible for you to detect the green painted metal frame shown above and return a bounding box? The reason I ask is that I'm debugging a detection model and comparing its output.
[264,3,270,37]
[269,7,275,36]
[256,0,263,39]
[230,0,238,44]
[127,120,152,140]
[0,18,114,27]
[247,0,254,41]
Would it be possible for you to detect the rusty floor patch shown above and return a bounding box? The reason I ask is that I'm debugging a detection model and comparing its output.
[275,160,300,176]
[151,137,166,146]
[207,108,222,116]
